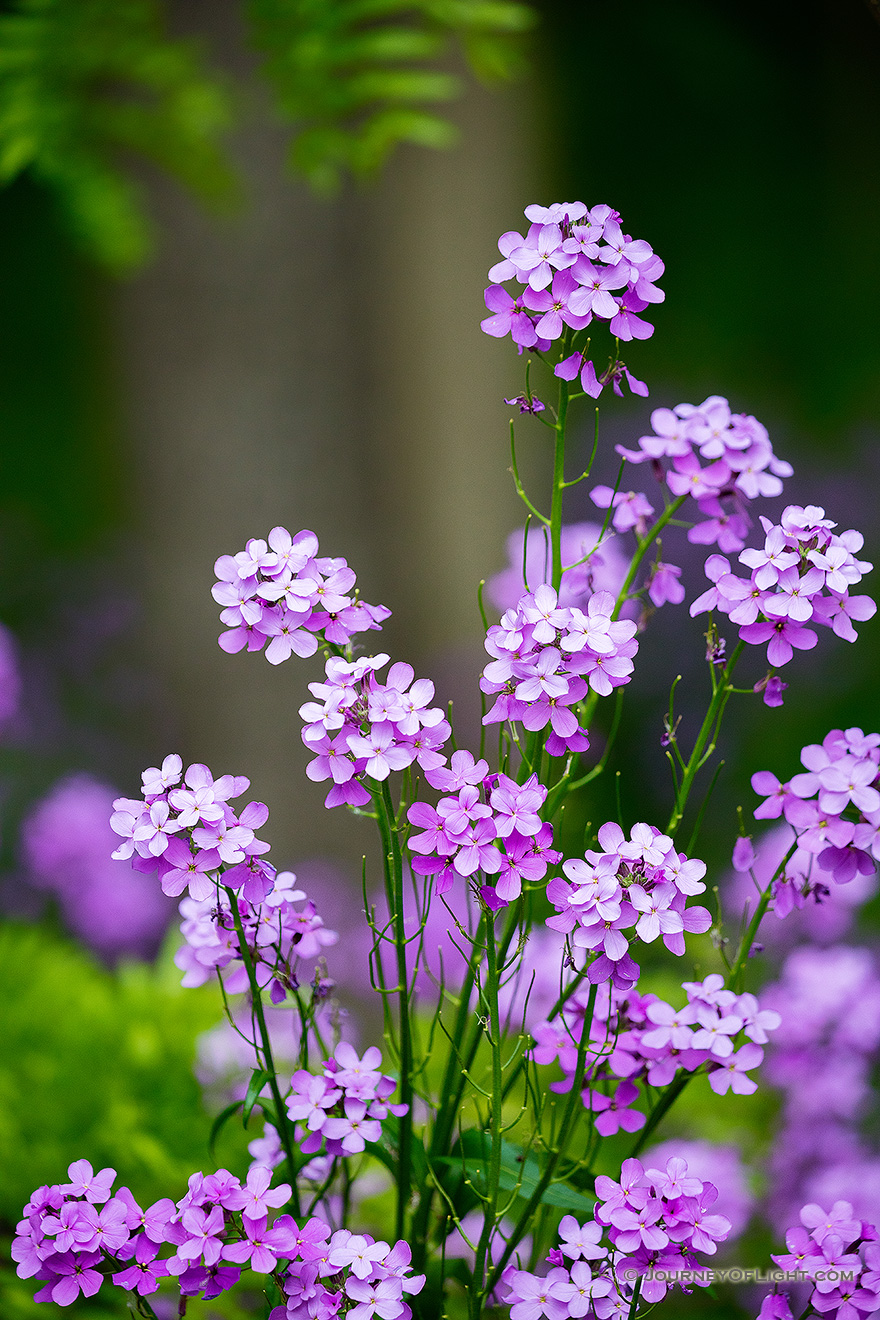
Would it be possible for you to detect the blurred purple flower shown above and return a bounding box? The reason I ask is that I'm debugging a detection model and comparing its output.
[21,775,173,961]
[488,522,631,616]
[0,621,22,732]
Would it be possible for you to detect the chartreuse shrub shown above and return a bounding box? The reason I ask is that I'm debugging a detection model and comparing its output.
[0,918,249,1312]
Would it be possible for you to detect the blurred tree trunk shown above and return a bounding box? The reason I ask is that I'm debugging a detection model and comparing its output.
[116,1,537,868]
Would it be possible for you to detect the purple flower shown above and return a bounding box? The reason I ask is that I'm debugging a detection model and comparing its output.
[647,561,684,607]
[112,1235,170,1295]
[505,393,545,414]
[708,1043,764,1095]
[61,1161,116,1204]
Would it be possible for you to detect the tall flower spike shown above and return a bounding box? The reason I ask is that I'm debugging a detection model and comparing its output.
[482,201,663,397]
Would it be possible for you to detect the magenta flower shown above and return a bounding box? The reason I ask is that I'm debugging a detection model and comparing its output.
[133,800,181,856]
[159,837,220,900]
[739,616,819,667]
[112,1235,170,1295]
[239,1166,291,1221]
[481,285,538,347]
[708,1043,764,1095]
[609,291,654,340]
[177,1205,227,1266]
[36,1252,104,1306]
[505,1268,573,1320]
[322,1098,382,1154]
[62,1161,116,1205]
[586,1079,646,1136]
[345,1276,406,1320]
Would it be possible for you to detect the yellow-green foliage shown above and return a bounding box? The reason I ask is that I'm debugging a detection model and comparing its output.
[0,921,248,1229]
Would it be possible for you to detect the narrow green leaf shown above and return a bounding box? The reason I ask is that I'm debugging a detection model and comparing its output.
[208,1100,243,1162]
[243,1068,269,1127]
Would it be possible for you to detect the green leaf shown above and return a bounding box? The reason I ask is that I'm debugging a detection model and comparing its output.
[435,1132,596,1215]
[207,1100,244,1162]
[247,0,535,188]
[243,1068,270,1127]
[264,1275,285,1310]
[0,0,235,268]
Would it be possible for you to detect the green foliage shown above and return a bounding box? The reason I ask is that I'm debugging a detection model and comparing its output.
[0,0,534,267]
[0,921,247,1230]
[0,0,235,268]
[247,0,536,192]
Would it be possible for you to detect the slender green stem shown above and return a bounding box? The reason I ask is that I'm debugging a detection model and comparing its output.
[373,782,413,1241]
[578,495,691,738]
[305,1156,339,1217]
[666,640,744,836]
[413,902,523,1271]
[486,985,598,1293]
[501,963,590,1103]
[511,421,551,526]
[725,838,798,991]
[224,887,300,1217]
[627,839,797,1157]
[431,904,521,1156]
[627,1072,691,1158]
[543,687,625,818]
[471,912,504,1316]
[131,1296,159,1319]
[550,374,571,592]
[625,1276,643,1320]
[411,926,483,1271]
[613,495,689,618]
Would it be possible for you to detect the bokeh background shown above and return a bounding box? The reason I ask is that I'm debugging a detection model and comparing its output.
[2,0,880,1313]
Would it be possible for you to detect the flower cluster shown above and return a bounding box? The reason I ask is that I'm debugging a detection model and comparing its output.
[545,821,713,989]
[616,395,792,554]
[751,727,880,889]
[285,1042,407,1159]
[213,526,390,661]
[764,1201,880,1320]
[110,754,275,903]
[406,751,561,905]
[530,974,779,1131]
[480,587,638,755]
[500,1155,730,1319]
[174,873,337,999]
[12,1160,293,1305]
[691,505,875,670]
[14,1160,425,1317]
[268,1228,425,1320]
[481,200,663,397]
[300,654,451,809]
[594,1155,731,1283]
